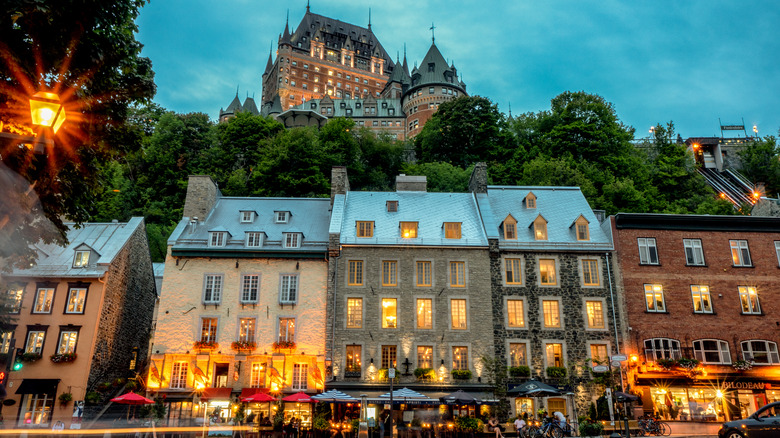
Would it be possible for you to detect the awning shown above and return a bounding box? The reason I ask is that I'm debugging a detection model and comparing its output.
[16,379,60,395]
[241,387,272,399]
[201,387,233,401]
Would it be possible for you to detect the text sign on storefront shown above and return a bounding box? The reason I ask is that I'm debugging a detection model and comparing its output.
[723,381,768,390]
[611,355,627,362]
[592,365,609,373]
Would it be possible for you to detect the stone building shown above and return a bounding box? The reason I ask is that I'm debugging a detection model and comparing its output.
[149,175,329,426]
[611,213,780,423]
[471,164,620,419]
[326,167,494,411]
[1,218,156,428]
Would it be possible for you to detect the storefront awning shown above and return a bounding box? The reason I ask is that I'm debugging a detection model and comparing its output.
[241,387,272,399]
[201,387,233,401]
[16,379,60,395]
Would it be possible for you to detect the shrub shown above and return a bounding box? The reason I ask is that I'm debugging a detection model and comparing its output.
[414,368,436,380]
[85,391,101,405]
[377,368,399,381]
[313,415,330,431]
[451,369,472,380]
[656,359,675,370]
[508,366,530,377]
[454,416,482,432]
[579,420,603,437]
[546,366,566,378]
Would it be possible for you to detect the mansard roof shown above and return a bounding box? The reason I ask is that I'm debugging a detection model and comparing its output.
[292,96,403,118]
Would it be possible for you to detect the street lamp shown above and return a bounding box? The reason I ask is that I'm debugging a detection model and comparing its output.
[0,90,65,153]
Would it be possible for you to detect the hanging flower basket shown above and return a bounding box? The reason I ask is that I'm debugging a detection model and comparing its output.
[193,341,219,351]
[231,341,257,351]
[50,353,77,363]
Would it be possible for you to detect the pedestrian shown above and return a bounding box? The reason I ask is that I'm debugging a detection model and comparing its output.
[488,416,505,438]
[513,416,526,438]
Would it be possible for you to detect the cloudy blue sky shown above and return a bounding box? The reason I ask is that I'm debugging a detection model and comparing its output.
[136,0,780,138]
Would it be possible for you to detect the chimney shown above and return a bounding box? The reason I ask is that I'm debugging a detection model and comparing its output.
[182,175,221,220]
[331,166,350,204]
[395,174,427,192]
[468,162,488,194]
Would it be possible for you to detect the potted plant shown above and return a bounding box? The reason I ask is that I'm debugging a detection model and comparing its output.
[579,419,603,437]
[231,341,257,351]
[97,381,112,392]
[546,366,566,378]
[50,352,77,363]
[58,392,73,406]
[508,366,531,378]
[85,391,101,405]
[451,369,472,380]
[414,368,436,381]
[454,416,482,435]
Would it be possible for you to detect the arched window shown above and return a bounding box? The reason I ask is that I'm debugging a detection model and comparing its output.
[643,338,680,362]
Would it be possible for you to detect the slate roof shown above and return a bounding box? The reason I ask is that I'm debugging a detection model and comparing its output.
[296,97,404,118]
[409,43,466,93]
[479,186,612,251]
[5,217,146,278]
[334,191,488,247]
[169,197,331,255]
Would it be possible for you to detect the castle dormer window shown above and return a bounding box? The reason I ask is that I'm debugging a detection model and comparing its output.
[209,232,227,247]
[275,211,290,224]
[240,211,255,223]
[73,250,90,268]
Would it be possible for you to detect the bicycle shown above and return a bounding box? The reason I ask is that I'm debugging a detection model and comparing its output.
[637,416,671,436]
[527,418,563,438]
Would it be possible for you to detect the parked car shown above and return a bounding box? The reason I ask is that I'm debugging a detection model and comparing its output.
[718,401,780,438]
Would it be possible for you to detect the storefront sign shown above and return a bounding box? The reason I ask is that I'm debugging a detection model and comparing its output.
[723,381,768,390]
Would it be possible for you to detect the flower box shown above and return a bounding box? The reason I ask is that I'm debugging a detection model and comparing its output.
[732,359,753,371]
[19,352,42,363]
[272,341,296,351]
[508,366,530,378]
[344,370,362,378]
[193,341,218,351]
[50,353,77,363]
[231,341,257,351]
[414,368,436,381]
[546,366,567,378]
[451,369,472,380]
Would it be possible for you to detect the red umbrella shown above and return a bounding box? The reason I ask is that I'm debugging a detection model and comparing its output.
[242,392,277,403]
[283,392,313,403]
[111,392,154,405]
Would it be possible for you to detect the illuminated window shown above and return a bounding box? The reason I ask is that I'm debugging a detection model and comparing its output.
[356,221,374,237]
[73,250,90,267]
[382,261,397,286]
[278,318,295,343]
[730,240,751,266]
[209,232,226,247]
[279,274,298,304]
[4,287,23,314]
[590,344,608,367]
[449,261,465,287]
[171,362,189,389]
[507,299,525,328]
[25,331,45,354]
[346,345,362,372]
[533,216,547,240]
[250,362,266,387]
[691,285,712,313]
[585,301,605,329]
[637,238,659,265]
[241,274,260,303]
[542,300,561,328]
[644,284,665,312]
[1,332,12,354]
[347,298,363,328]
[33,287,54,313]
[644,338,681,361]
[417,346,433,369]
[239,318,256,343]
[444,222,461,239]
[509,343,527,367]
[200,317,218,343]
[292,363,308,390]
[203,274,223,304]
[382,345,397,369]
[693,339,731,364]
[539,259,557,285]
[348,260,364,286]
[400,222,418,238]
[416,298,432,329]
[545,343,563,367]
[684,239,705,265]
[741,340,779,364]
[382,298,397,328]
[503,216,517,240]
[505,258,522,285]
[452,346,468,370]
[57,331,78,354]
[450,299,467,329]
[581,259,600,286]
[739,286,760,314]
[65,288,87,314]
[416,261,432,286]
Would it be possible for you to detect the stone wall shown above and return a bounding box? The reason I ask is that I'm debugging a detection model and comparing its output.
[182,175,220,220]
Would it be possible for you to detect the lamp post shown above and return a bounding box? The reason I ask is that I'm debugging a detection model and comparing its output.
[0,91,66,153]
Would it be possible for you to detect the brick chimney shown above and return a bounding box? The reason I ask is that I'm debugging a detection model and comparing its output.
[182,175,221,220]
[331,166,350,205]
[395,174,427,192]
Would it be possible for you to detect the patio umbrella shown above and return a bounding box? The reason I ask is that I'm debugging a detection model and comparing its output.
[311,389,358,402]
[440,390,483,405]
[506,380,561,397]
[111,392,154,405]
[242,392,277,403]
[283,392,313,403]
[374,387,437,405]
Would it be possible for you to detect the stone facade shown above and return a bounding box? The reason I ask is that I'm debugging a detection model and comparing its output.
[182,175,220,221]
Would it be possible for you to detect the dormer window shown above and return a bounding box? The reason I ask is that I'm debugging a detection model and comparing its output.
[503,215,517,240]
[209,232,227,247]
[73,250,90,268]
[444,222,462,239]
[533,216,548,241]
[400,222,418,239]
[525,193,537,209]
[284,233,301,248]
[386,201,398,212]
[246,232,264,248]
[240,211,255,223]
[356,221,374,238]
[275,211,290,223]
[574,215,590,241]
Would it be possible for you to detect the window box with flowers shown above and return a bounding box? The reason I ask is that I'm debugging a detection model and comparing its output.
[509,366,531,378]
[414,368,436,381]
[51,353,77,363]
[732,359,753,371]
[451,369,472,380]
[19,352,42,363]
[194,341,219,351]
[655,359,676,371]
[273,340,296,352]
[231,341,257,352]
[546,366,567,379]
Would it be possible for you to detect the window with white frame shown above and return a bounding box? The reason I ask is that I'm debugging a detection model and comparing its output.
[200,317,218,343]
[644,284,665,312]
[452,346,469,370]
[241,274,259,303]
[240,211,255,223]
[20,394,53,426]
[643,338,681,361]
[693,339,731,364]
[209,231,226,247]
[545,343,564,367]
[509,343,527,367]
[347,298,363,328]
[57,330,78,354]
[203,275,223,304]
[25,330,45,354]
[683,239,705,265]
[171,361,189,388]
[278,318,295,343]
[741,340,780,364]
[279,274,298,304]
[283,233,301,248]
[250,362,266,387]
[73,250,90,267]
[738,286,761,314]
[239,318,256,343]
[450,299,467,329]
[581,259,600,286]
[246,232,263,248]
[275,211,290,223]
[292,363,308,390]
[449,261,465,287]
[65,288,87,314]
[507,299,525,328]
[542,300,561,328]
[539,259,557,285]
[638,238,659,265]
[33,287,54,313]
[730,240,752,266]
[505,258,522,285]
[585,300,605,329]
[691,285,713,313]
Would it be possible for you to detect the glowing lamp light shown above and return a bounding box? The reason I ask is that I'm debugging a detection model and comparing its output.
[716,390,723,398]
[30,91,66,133]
